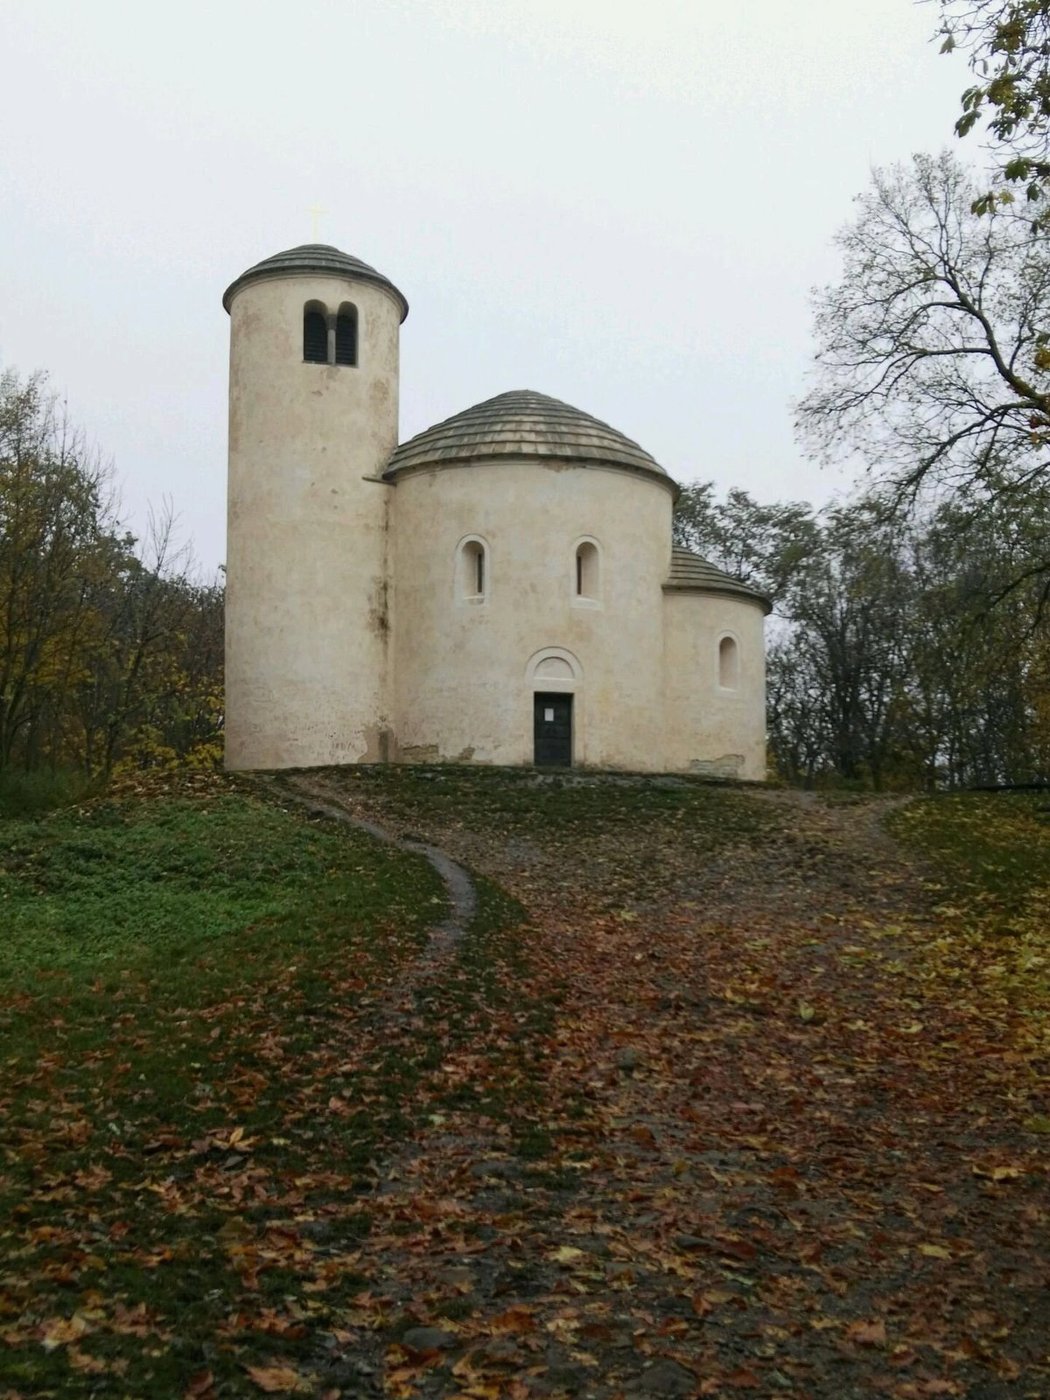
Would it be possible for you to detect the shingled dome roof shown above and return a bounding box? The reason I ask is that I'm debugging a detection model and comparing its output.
[222,244,409,320]
[665,546,772,614]
[384,390,673,486]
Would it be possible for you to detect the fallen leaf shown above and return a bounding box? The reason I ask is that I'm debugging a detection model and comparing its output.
[725,1366,761,1387]
[245,1363,306,1393]
[972,1163,1025,1182]
[40,1314,91,1351]
[67,1348,108,1374]
[488,1306,536,1334]
[549,1245,585,1265]
[847,1319,887,1347]
[218,1216,253,1243]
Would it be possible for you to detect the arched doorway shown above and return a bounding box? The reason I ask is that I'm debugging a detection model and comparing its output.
[526,650,581,768]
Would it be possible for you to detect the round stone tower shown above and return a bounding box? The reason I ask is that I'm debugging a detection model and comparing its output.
[223,244,408,769]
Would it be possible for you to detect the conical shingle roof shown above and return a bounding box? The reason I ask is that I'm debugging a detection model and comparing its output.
[665,546,772,613]
[222,244,408,320]
[385,390,672,486]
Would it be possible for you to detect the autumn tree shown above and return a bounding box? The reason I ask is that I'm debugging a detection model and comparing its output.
[905,486,1050,781]
[797,152,1050,540]
[672,483,817,602]
[73,506,224,774]
[0,371,123,768]
[936,1,1050,209]
[0,369,224,779]
[771,490,1050,787]
[770,504,916,787]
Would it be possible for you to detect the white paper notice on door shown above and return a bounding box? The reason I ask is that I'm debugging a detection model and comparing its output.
[545,708,554,722]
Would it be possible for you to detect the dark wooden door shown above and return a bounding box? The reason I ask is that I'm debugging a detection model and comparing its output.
[534,692,573,767]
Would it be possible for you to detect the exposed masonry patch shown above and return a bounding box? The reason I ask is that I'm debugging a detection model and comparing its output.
[254,773,476,946]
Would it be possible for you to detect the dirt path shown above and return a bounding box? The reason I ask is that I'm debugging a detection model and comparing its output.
[277,775,1047,1400]
[278,773,478,956]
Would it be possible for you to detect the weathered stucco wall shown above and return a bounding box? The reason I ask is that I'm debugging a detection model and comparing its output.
[661,590,767,779]
[390,460,678,770]
[225,273,400,769]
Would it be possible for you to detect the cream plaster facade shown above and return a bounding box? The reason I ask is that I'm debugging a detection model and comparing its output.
[223,244,770,778]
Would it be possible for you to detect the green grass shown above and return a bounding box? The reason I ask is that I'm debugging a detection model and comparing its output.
[309,764,781,919]
[0,767,100,819]
[0,783,561,1396]
[887,790,1050,921]
[0,791,443,982]
[0,787,443,1394]
[886,791,1050,1041]
[331,763,772,836]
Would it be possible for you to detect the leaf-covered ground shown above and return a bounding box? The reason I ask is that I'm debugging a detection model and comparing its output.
[1,771,1047,1398]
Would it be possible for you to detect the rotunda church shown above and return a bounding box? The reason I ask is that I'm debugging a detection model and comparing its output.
[223,244,770,778]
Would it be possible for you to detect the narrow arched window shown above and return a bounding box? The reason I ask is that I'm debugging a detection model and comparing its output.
[575,541,600,601]
[303,304,327,363]
[335,304,357,366]
[458,538,488,601]
[719,636,739,690]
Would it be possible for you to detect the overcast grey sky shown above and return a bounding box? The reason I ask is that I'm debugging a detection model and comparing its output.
[1,0,971,570]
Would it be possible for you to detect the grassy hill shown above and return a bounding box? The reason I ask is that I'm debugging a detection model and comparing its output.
[0,776,535,1395]
[1,772,1046,1397]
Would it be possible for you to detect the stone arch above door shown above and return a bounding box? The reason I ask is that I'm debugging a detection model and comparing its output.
[525,647,582,687]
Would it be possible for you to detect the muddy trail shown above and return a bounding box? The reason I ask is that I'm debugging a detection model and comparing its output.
[280,772,1047,1400]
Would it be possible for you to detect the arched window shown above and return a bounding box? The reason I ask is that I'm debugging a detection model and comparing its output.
[574,540,600,602]
[457,538,488,602]
[719,635,739,690]
[335,304,357,366]
[303,303,328,363]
